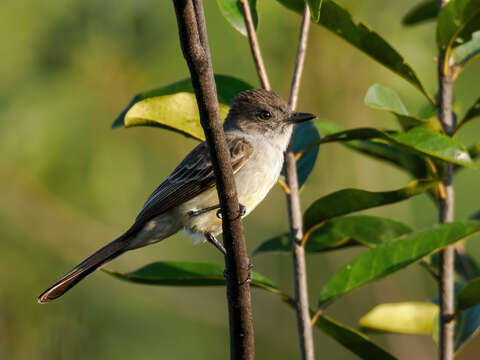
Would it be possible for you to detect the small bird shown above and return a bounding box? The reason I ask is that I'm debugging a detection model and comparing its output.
[38,89,315,303]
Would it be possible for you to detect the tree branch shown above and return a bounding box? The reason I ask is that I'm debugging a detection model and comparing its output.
[285,5,315,360]
[437,1,455,360]
[172,1,254,359]
[240,2,315,358]
[239,0,271,90]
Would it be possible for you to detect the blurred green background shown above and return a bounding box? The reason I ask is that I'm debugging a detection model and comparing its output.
[1,0,479,359]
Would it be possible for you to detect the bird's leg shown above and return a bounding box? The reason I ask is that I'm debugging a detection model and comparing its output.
[204,232,226,256]
[188,204,221,217]
[216,203,246,219]
[204,233,252,283]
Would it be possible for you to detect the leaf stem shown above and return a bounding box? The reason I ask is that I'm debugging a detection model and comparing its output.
[419,260,440,281]
[239,0,271,90]
[285,5,315,360]
[437,1,456,359]
[172,1,254,359]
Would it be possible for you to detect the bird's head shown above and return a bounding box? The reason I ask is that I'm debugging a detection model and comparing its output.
[224,89,316,140]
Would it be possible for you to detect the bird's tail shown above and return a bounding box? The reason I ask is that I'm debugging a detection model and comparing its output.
[37,236,130,304]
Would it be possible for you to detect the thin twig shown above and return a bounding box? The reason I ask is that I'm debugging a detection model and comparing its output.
[172,1,254,359]
[437,1,455,360]
[239,0,271,90]
[240,2,314,358]
[419,260,440,281]
[285,5,315,360]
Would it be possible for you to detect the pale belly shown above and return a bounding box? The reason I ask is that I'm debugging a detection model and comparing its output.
[178,145,284,237]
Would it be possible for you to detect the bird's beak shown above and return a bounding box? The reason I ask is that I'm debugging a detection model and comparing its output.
[289,112,316,124]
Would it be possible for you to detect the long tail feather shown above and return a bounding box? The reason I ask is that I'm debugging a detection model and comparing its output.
[37,237,129,304]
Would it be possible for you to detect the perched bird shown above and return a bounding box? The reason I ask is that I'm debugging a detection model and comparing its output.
[38,89,315,303]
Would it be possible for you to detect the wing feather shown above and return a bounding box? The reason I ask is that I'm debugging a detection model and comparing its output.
[132,136,253,229]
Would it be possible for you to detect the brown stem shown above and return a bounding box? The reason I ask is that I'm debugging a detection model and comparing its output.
[172,1,254,359]
[239,0,271,90]
[285,5,315,360]
[437,2,455,360]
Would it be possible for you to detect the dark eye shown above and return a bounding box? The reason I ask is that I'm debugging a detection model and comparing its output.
[258,111,272,120]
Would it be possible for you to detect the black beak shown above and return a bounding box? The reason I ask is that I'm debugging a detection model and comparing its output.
[289,112,316,124]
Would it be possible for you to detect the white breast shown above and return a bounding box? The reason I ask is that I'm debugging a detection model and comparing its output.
[179,137,285,237]
[234,142,284,216]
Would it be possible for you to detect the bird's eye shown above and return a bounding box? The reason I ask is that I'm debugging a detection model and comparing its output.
[258,111,272,120]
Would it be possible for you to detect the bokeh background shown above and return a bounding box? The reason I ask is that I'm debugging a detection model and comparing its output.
[1,0,479,359]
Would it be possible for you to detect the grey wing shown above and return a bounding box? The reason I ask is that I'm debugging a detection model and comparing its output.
[131,136,254,230]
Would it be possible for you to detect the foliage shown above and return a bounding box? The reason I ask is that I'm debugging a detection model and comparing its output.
[104,0,480,358]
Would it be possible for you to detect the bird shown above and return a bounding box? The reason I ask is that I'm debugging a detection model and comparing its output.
[37,88,315,303]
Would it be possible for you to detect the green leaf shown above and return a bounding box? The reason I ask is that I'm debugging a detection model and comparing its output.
[104,261,278,292]
[458,277,480,311]
[315,120,433,179]
[253,215,412,255]
[402,1,437,26]
[108,259,397,359]
[281,121,321,187]
[359,302,439,334]
[216,0,258,36]
[275,0,433,102]
[313,127,475,168]
[437,0,480,67]
[282,296,397,360]
[313,314,397,360]
[364,84,428,128]
[456,305,480,351]
[349,141,433,179]
[275,0,305,13]
[454,96,480,134]
[307,0,323,22]
[453,31,480,68]
[112,75,254,137]
[318,221,480,306]
[303,179,436,232]
[315,0,433,103]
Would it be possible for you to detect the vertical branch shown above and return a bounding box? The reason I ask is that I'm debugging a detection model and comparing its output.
[172,1,254,359]
[240,2,315,359]
[437,1,455,360]
[285,5,315,360]
[239,0,271,90]
[240,2,314,358]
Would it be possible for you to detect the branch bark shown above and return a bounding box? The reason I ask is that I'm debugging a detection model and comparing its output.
[240,2,315,358]
[239,0,271,90]
[437,1,455,360]
[286,5,315,360]
[172,1,254,359]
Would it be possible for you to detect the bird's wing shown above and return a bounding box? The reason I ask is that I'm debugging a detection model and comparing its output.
[131,135,254,229]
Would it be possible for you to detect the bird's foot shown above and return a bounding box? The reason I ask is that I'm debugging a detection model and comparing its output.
[216,203,246,220]
[223,263,253,285]
[188,204,221,217]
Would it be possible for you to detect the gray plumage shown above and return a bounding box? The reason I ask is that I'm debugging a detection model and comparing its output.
[38,89,315,303]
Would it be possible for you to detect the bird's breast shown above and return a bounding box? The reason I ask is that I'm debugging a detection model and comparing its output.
[180,143,284,237]
[234,145,284,215]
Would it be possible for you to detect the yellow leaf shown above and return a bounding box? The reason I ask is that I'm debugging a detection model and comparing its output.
[359,302,439,334]
[124,92,230,141]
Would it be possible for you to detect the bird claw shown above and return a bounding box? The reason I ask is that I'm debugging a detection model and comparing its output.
[223,263,253,285]
[239,204,246,217]
[216,204,246,220]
